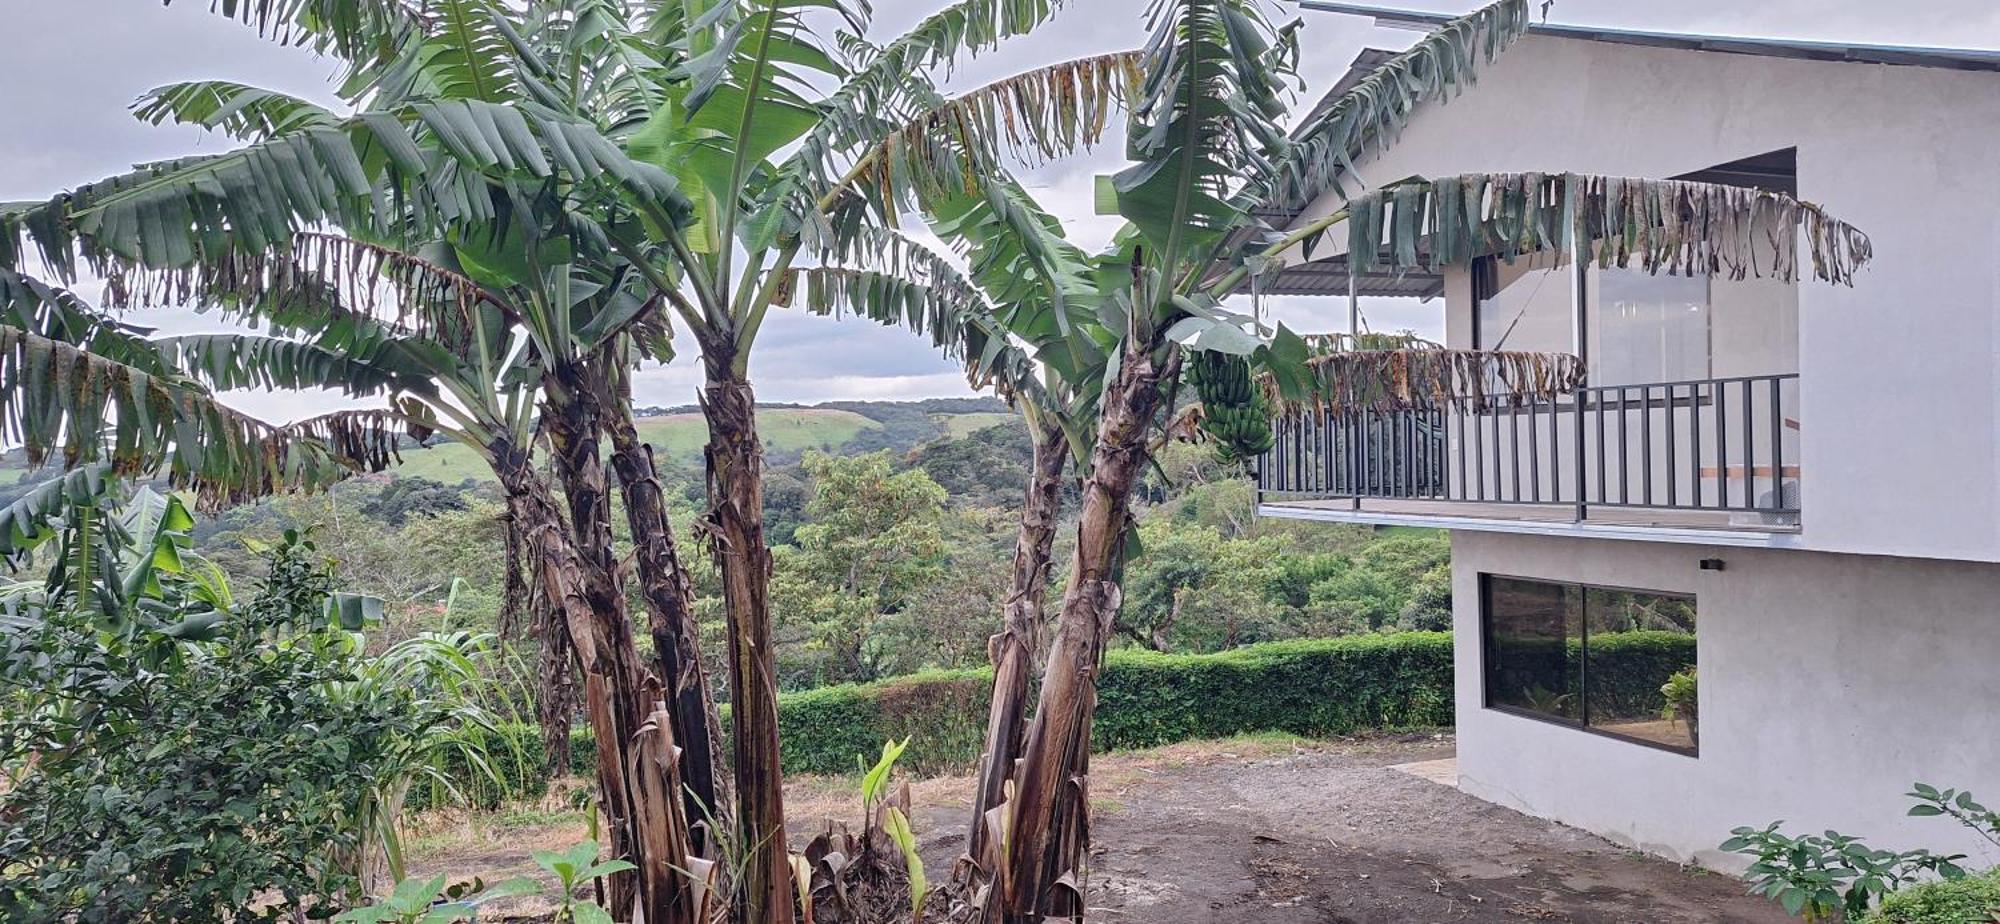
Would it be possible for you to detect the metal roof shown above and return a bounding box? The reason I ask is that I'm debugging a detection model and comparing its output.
[1255,255,1446,300]
[1301,2,2000,73]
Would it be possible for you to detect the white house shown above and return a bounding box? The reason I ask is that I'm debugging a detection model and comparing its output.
[1255,4,2000,869]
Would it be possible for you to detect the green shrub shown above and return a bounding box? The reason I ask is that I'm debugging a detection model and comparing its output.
[1093,632,1454,750]
[0,525,490,920]
[1864,868,2000,923]
[769,631,1454,773]
[458,631,1456,783]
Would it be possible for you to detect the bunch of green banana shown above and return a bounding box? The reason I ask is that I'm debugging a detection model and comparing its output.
[1186,352,1274,464]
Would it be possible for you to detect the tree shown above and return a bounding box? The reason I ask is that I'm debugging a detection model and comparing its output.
[813,173,1119,883]
[0,479,493,919]
[0,271,370,516]
[357,477,473,526]
[771,451,948,685]
[608,8,1134,914]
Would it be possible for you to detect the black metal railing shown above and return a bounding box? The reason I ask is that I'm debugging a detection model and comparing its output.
[1258,373,1801,520]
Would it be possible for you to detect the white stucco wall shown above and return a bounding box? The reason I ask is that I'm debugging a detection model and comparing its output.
[1285,33,2000,562]
[1450,530,2000,869]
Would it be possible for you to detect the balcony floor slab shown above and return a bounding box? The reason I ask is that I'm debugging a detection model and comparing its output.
[1258,497,1804,548]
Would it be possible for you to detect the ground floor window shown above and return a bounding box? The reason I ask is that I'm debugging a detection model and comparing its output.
[1480,575,1699,753]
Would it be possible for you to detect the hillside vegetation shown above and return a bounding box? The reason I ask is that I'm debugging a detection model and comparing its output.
[386,408,883,483]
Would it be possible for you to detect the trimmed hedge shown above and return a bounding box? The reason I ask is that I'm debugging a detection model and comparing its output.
[440,632,1456,798]
[1864,868,2000,923]
[1092,632,1453,750]
[764,667,993,776]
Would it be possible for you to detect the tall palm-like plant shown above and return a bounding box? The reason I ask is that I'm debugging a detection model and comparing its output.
[807,179,1114,884]
[0,269,376,514]
[4,82,708,917]
[4,1,1150,919]
[614,9,1138,917]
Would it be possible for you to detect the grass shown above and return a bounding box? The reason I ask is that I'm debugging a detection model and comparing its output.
[933,411,1016,439]
[385,408,883,483]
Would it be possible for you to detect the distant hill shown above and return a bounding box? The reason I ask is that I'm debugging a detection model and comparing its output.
[0,398,1016,490]
[389,407,885,483]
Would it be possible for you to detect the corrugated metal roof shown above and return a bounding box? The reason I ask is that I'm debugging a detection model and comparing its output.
[1254,255,1445,300]
[1302,2,2000,73]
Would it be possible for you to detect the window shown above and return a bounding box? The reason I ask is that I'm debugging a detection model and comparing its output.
[1471,147,1803,390]
[1481,575,1698,753]
[1476,255,1713,387]
[1474,252,1571,356]
[1592,269,1711,386]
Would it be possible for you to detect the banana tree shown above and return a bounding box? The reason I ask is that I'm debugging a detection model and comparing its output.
[797,205,1094,891]
[135,238,707,922]
[827,177,1120,885]
[558,4,1143,918]
[0,266,397,663]
[7,1,1138,919]
[3,117,710,924]
[0,269,375,513]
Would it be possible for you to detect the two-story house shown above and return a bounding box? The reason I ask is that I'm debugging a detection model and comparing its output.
[1256,3,2000,868]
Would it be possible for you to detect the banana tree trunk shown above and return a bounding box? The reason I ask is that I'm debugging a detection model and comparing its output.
[497,445,696,924]
[990,348,1166,923]
[533,570,580,777]
[601,372,728,848]
[964,413,1068,879]
[505,513,578,777]
[697,350,795,924]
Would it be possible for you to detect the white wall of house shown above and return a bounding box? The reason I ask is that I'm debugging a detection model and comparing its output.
[1450,530,2000,869]
[1283,33,2000,562]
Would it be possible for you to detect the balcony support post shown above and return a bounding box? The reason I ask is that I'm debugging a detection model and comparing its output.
[1349,263,1362,511]
[1568,204,1589,523]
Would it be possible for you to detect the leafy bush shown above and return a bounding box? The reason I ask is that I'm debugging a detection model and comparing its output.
[0,498,493,921]
[775,668,992,775]
[1720,824,1964,921]
[1093,632,1453,749]
[465,632,1455,781]
[1863,867,2000,923]
[778,632,1452,773]
[1726,783,2000,921]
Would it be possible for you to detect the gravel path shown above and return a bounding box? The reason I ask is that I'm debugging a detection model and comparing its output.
[412,733,1789,923]
[1003,734,1789,923]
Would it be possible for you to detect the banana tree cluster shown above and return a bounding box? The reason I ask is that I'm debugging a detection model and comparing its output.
[2,1,1163,921]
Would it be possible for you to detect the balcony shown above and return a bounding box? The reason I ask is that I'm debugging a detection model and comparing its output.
[1257,373,1802,539]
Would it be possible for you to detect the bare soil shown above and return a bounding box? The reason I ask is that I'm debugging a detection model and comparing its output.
[408,733,1787,923]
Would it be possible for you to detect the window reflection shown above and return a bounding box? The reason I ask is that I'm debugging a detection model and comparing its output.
[1481,576,1698,753]
[1483,577,1582,722]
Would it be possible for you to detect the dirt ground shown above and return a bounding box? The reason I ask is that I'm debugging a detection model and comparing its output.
[407,733,1787,923]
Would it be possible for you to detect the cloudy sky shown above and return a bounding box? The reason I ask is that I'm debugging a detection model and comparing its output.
[3,0,1995,419]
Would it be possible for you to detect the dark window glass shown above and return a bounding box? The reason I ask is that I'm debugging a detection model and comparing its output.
[1483,577,1583,722]
[1584,588,1697,750]
[1482,576,1698,753]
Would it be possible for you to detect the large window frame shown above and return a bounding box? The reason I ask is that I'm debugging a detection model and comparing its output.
[1478,573,1699,757]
